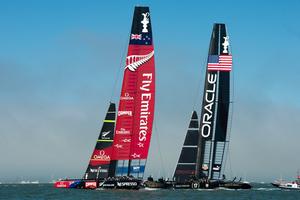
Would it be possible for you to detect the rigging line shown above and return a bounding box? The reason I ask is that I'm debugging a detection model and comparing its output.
[109,31,130,102]
[223,26,235,178]
[227,147,233,179]
[154,119,166,177]
[192,55,206,112]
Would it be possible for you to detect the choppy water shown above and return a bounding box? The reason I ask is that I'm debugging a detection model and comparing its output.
[0,183,300,200]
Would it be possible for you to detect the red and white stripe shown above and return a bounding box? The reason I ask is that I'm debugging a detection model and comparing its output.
[208,55,232,71]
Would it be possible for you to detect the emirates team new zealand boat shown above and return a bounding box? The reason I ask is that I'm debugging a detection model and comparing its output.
[172,23,251,189]
[54,6,155,190]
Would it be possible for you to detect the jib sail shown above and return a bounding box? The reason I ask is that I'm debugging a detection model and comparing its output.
[174,111,199,183]
[84,102,116,179]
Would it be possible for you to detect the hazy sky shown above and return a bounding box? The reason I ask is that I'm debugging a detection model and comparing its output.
[1,0,300,183]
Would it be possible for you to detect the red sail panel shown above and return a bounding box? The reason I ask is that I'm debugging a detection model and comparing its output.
[111,6,155,162]
[111,46,155,160]
[129,45,155,160]
[111,71,136,160]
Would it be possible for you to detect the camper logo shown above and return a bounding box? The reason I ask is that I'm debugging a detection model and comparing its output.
[222,36,229,53]
[141,12,150,33]
[118,110,132,116]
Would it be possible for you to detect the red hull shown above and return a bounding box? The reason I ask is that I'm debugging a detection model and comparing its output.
[54,180,75,188]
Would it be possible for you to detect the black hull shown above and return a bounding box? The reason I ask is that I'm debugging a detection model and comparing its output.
[219,181,252,190]
[143,180,173,189]
[175,180,220,189]
[101,179,142,190]
[144,179,220,189]
[143,179,252,190]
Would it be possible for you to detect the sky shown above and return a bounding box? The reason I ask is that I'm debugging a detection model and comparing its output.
[1,0,300,183]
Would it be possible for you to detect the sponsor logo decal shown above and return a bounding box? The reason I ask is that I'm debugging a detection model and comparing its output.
[118,110,132,116]
[90,168,98,173]
[213,165,220,171]
[200,73,217,138]
[92,150,110,161]
[131,153,141,158]
[117,182,138,187]
[122,138,131,143]
[141,12,150,33]
[137,142,144,148]
[99,168,108,173]
[120,93,134,101]
[90,167,108,173]
[103,183,115,187]
[125,50,154,72]
[132,166,140,172]
[222,36,229,53]
[101,131,110,138]
[116,128,130,135]
[138,73,153,142]
[114,144,123,149]
[85,181,97,188]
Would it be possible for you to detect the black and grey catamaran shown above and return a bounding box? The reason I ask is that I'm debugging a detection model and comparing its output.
[172,23,251,189]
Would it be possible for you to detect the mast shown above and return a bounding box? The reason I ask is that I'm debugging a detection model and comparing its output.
[174,111,199,183]
[111,6,155,179]
[196,23,232,180]
[84,102,116,180]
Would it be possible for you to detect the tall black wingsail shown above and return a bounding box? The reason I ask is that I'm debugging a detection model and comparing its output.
[196,23,232,180]
[84,102,116,180]
[174,111,199,183]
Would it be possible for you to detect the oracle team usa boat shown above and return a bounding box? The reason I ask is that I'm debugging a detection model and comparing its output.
[54,6,155,190]
[172,23,251,190]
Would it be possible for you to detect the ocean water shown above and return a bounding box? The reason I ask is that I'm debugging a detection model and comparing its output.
[0,183,300,200]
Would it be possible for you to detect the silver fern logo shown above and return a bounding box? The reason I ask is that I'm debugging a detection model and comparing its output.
[125,50,154,72]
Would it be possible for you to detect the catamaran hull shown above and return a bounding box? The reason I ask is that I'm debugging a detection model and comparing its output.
[219,181,252,189]
[101,179,142,190]
[54,179,98,189]
[144,180,219,189]
[143,180,173,189]
[54,180,84,189]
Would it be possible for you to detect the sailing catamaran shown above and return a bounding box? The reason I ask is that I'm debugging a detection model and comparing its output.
[172,23,251,189]
[101,5,155,189]
[54,6,155,190]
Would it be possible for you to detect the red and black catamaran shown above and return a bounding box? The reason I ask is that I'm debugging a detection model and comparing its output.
[54,6,155,190]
